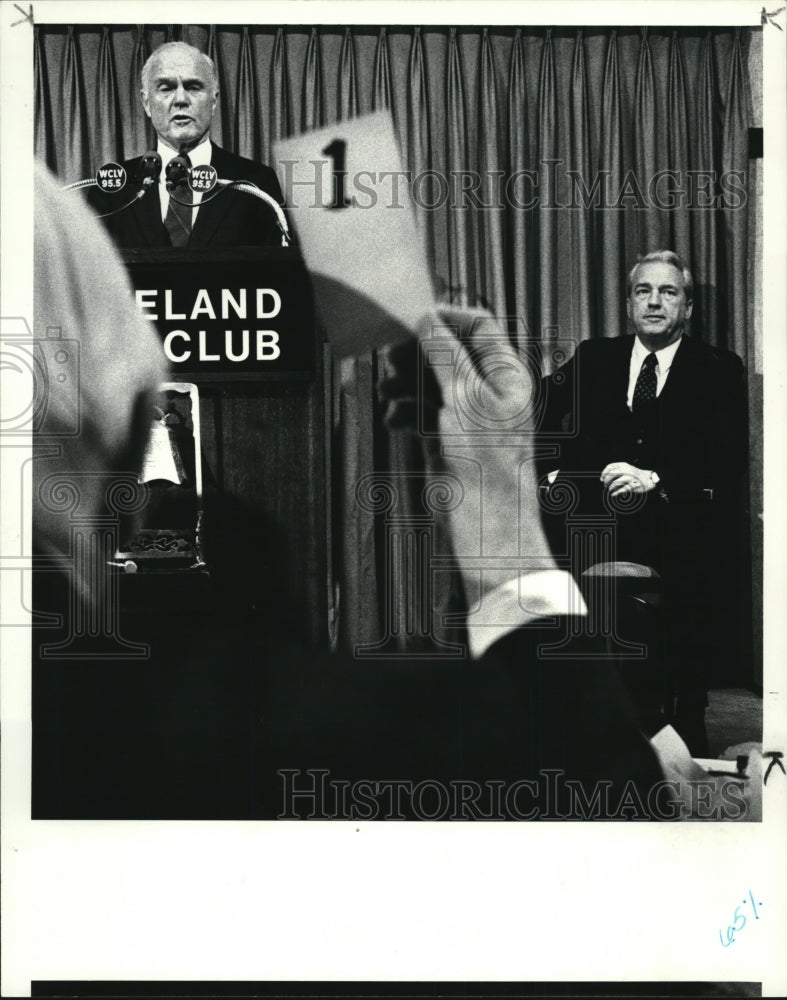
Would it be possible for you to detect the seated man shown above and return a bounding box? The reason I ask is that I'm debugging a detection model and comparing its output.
[539,250,748,755]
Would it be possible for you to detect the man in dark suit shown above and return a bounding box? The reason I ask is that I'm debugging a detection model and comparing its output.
[540,251,748,754]
[89,41,284,248]
[85,42,287,583]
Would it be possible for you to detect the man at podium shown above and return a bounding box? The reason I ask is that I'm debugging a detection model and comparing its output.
[86,42,293,572]
[90,41,284,249]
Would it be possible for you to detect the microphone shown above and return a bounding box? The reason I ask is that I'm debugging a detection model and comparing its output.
[165,155,191,191]
[138,151,162,188]
[60,155,160,217]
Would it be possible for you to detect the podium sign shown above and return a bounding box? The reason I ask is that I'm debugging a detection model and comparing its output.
[117,245,327,642]
[121,247,317,379]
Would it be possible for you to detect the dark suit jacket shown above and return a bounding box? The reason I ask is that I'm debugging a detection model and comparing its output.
[539,332,747,588]
[89,143,285,249]
[542,333,747,504]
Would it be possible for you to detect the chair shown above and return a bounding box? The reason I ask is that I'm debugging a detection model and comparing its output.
[580,561,666,736]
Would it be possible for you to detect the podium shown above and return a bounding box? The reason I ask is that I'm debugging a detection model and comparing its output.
[120,247,327,643]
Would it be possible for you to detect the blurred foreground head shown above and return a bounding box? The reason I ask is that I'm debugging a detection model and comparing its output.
[33,161,167,563]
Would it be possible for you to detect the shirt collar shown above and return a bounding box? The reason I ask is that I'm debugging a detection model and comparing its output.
[632,333,683,373]
[156,136,213,174]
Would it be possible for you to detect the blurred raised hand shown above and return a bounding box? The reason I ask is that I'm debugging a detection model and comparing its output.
[380,307,557,610]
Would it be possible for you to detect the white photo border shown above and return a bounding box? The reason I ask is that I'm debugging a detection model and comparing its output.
[2,1,785,996]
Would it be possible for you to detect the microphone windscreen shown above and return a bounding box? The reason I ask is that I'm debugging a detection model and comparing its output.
[139,151,162,184]
[165,155,191,190]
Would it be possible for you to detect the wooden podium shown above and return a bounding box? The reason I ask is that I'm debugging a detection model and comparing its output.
[120,247,327,643]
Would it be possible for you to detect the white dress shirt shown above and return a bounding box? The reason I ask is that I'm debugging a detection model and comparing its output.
[156,136,213,227]
[626,335,683,410]
[467,569,587,659]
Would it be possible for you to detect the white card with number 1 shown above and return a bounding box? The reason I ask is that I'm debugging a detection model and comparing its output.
[274,111,436,356]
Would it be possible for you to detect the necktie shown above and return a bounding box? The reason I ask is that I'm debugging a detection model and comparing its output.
[632,351,658,414]
[164,154,192,247]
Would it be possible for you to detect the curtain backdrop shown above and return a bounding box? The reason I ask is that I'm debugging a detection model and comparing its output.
[35,24,757,654]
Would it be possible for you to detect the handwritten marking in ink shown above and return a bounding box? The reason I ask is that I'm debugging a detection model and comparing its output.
[11,4,34,27]
[763,750,785,785]
[719,890,762,947]
[761,6,785,29]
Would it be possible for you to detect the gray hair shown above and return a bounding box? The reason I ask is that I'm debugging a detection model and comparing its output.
[626,250,694,301]
[141,42,217,96]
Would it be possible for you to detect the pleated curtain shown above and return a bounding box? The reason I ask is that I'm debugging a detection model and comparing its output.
[34,24,757,653]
